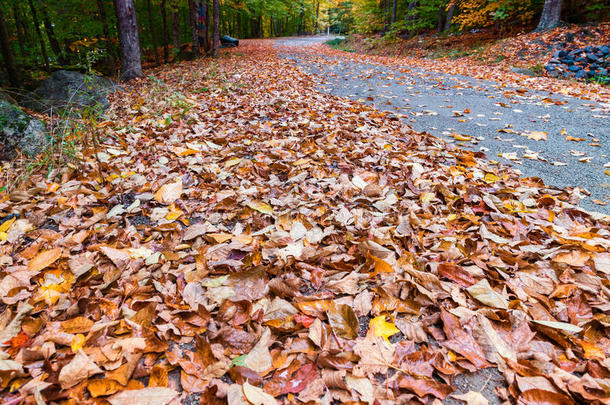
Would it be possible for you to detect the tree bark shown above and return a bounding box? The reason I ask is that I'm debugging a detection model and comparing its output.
[96,0,115,57]
[204,1,211,52]
[391,0,397,25]
[536,0,563,31]
[0,6,21,88]
[212,0,219,57]
[188,0,199,56]
[297,1,305,36]
[172,7,180,50]
[146,0,159,64]
[314,1,320,34]
[39,1,65,64]
[444,2,455,32]
[113,0,142,81]
[11,5,26,55]
[27,0,49,71]
[161,0,169,63]
[437,7,444,32]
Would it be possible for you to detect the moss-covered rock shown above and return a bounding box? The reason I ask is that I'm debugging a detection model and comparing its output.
[0,100,49,160]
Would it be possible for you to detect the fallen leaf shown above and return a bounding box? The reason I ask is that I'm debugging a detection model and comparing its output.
[28,248,62,272]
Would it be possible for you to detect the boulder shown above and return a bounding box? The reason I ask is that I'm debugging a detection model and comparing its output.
[600,45,609,55]
[22,70,120,115]
[0,100,48,160]
[574,70,586,79]
[0,89,17,104]
[568,65,581,72]
[511,67,538,77]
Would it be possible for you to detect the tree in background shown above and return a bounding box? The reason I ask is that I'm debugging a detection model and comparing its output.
[212,0,219,57]
[0,5,21,88]
[113,0,142,81]
[536,0,563,30]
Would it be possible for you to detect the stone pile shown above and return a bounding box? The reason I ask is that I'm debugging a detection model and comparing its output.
[545,45,609,82]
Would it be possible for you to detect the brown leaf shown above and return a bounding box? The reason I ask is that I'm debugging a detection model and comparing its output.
[28,248,62,272]
[58,349,103,389]
[154,179,183,205]
[327,302,358,340]
[108,387,179,405]
[398,375,454,399]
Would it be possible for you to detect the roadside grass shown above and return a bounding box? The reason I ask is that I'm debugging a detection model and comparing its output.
[325,38,354,53]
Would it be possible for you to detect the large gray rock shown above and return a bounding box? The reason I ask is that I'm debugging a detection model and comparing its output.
[23,70,120,115]
[0,89,17,104]
[0,100,49,160]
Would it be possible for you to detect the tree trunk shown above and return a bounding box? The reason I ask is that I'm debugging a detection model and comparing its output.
[407,1,416,21]
[160,0,169,63]
[391,0,397,25]
[188,0,199,56]
[27,0,49,70]
[172,7,180,50]
[113,0,142,81]
[297,1,305,36]
[39,1,65,64]
[0,7,21,88]
[146,0,159,64]
[536,0,563,31]
[212,0,219,57]
[204,1,211,52]
[444,2,455,32]
[437,7,444,32]
[96,0,115,57]
[11,5,26,55]
[314,1,320,34]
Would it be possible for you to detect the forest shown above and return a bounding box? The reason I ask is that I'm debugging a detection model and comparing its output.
[2,0,609,88]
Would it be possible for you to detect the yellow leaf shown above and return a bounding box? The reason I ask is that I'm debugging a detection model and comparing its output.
[28,248,62,272]
[165,204,184,221]
[523,131,547,141]
[579,340,605,360]
[154,180,183,205]
[225,157,242,168]
[420,192,435,203]
[451,134,471,141]
[0,217,16,233]
[247,201,273,215]
[71,334,85,353]
[483,173,500,183]
[369,316,400,343]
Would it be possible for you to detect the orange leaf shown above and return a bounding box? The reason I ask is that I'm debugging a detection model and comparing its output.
[28,248,62,272]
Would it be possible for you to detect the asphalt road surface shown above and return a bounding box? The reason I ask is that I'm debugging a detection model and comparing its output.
[276,36,610,214]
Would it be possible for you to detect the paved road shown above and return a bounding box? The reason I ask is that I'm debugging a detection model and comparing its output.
[276,37,610,214]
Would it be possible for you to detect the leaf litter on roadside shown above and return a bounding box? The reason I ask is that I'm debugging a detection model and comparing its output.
[0,40,609,404]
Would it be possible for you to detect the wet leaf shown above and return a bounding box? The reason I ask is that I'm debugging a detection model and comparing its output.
[326,302,358,340]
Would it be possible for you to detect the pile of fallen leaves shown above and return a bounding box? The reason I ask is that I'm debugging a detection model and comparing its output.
[1,40,609,405]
